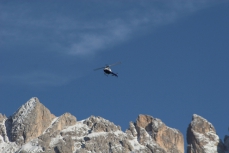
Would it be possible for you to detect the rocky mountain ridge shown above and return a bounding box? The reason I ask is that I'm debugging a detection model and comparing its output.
[0,97,228,153]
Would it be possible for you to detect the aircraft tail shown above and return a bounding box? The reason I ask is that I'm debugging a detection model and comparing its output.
[111,72,118,77]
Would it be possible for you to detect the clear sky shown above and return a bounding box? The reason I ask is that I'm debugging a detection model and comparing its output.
[1,0,229,148]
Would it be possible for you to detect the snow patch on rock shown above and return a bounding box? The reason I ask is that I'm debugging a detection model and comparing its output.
[193,131,220,153]
[18,138,43,153]
[12,97,37,124]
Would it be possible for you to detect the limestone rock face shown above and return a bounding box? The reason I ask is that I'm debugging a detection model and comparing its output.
[0,98,55,153]
[134,114,184,153]
[6,97,227,153]
[0,113,6,122]
[37,112,77,152]
[83,116,121,132]
[0,96,186,153]
[0,114,8,145]
[43,112,77,135]
[0,114,7,141]
[45,116,131,153]
[187,114,224,153]
[16,114,184,153]
[10,97,56,145]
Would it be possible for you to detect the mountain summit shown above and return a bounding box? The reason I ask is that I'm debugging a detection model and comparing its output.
[0,97,228,153]
[187,114,226,153]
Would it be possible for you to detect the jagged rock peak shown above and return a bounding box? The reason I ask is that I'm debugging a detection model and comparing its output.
[190,114,215,132]
[12,97,38,123]
[10,97,56,145]
[134,114,184,153]
[83,116,121,132]
[42,112,77,135]
[187,114,224,153]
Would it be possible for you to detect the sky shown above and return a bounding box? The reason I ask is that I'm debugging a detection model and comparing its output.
[1,0,229,150]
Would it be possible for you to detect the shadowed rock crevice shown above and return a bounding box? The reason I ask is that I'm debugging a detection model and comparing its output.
[223,135,229,152]
[4,117,13,142]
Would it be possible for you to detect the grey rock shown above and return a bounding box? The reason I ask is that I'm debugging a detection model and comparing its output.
[83,116,120,132]
[11,97,56,145]
[134,114,184,153]
[0,113,7,122]
[187,114,225,153]
[7,97,229,153]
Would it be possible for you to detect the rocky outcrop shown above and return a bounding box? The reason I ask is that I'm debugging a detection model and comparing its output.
[0,98,185,153]
[16,111,184,153]
[83,116,121,132]
[0,113,8,143]
[43,112,77,135]
[2,97,229,153]
[0,113,6,122]
[10,97,56,145]
[134,114,184,153]
[37,112,77,152]
[187,114,225,153]
[74,116,128,153]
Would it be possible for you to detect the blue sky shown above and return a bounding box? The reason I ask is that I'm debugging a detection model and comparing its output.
[1,0,229,148]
